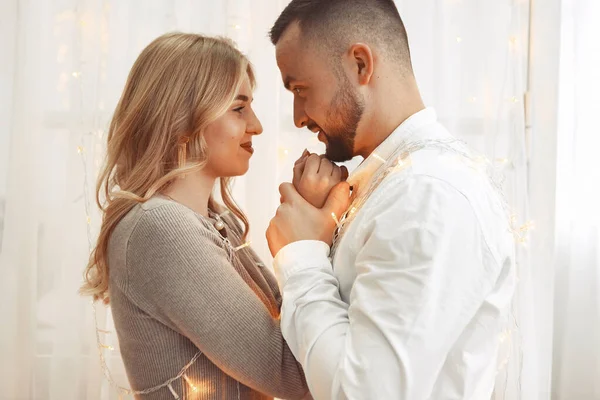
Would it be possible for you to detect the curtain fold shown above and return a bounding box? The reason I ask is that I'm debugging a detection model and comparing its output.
[552,0,600,398]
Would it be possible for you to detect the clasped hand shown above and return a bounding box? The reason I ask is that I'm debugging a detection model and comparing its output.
[266,150,351,257]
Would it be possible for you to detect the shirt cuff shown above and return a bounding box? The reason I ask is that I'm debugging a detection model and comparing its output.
[274,240,331,286]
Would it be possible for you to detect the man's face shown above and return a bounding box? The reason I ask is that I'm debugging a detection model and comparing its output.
[275,23,365,162]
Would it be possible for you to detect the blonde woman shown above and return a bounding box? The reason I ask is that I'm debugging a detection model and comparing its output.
[80,33,331,399]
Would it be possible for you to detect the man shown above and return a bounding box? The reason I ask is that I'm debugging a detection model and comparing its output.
[266,1,517,399]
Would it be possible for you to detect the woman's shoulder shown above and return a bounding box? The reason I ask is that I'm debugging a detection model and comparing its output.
[133,196,215,240]
[111,197,211,252]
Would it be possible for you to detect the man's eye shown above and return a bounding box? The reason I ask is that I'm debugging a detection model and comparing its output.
[293,88,303,95]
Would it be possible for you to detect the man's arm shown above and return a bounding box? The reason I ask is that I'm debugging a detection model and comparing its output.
[274,175,501,399]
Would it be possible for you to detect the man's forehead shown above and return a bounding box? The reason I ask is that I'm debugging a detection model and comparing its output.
[275,22,304,64]
[275,23,326,83]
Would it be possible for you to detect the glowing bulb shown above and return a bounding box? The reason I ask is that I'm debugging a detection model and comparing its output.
[86,216,91,225]
[519,220,535,232]
[278,147,290,160]
[183,374,199,393]
[72,71,82,78]
[77,146,84,154]
[331,212,341,228]
[456,36,463,43]
[469,96,477,103]
[233,24,241,30]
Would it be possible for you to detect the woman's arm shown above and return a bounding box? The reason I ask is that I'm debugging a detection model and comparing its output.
[126,203,309,400]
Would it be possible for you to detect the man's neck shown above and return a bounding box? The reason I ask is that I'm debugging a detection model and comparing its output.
[356,79,425,159]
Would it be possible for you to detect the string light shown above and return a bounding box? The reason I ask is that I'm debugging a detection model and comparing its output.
[519,220,535,232]
[234,241,251,252]
[331,212,342,230]
[183,374,199,393]
[456,36,463,43]
[468,96,477,103]
[372,153,386,164]
[100,343,114,351]
[499,329,511,343]
[278,147,290,161]
[167,384,180,399]
[72,71,82,78]
[93,301,205,398]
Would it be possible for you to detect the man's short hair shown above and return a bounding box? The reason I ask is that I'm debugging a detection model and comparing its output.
[270,0,413,75]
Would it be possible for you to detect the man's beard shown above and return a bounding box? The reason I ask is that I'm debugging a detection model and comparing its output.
[322,77,365,163]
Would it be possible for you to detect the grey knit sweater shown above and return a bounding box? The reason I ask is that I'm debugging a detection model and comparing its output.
[108,196,309,399]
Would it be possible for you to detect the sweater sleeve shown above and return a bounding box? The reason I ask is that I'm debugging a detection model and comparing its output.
[125,203,308,400]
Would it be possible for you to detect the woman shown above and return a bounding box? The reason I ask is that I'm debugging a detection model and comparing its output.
[80,33,341,399]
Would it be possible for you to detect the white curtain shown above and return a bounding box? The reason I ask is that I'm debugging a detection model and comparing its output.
[551,0,600,398]
[0,0,541,399]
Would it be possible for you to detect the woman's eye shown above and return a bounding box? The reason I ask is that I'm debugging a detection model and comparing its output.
[233,106,245,113]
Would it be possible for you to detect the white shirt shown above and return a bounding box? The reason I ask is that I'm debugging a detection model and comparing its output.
[274,108,517,400]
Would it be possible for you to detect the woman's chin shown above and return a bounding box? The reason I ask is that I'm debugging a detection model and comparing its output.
[220,163,249,178]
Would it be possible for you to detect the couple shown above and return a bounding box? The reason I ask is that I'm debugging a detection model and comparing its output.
[81,0,516,399]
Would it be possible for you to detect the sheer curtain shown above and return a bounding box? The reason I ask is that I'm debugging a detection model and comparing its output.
[0,0,538,399]
[552,0,600,398]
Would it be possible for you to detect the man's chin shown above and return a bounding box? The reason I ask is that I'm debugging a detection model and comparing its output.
[325,147,353,163]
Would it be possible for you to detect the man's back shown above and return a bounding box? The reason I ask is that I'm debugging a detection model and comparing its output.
[330,110,516,398]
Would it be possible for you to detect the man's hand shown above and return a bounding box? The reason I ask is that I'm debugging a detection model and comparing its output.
[267,181,351,257]
[292,151,348,209]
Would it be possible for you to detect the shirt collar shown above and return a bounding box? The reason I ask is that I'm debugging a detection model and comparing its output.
[347,107,438,197]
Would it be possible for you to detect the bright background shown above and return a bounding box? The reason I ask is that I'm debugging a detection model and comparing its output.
[1,0,598,398]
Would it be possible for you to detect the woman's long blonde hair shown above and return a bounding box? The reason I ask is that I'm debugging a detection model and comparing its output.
[80,33,254,303]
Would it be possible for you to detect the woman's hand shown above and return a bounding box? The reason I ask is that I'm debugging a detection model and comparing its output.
[267,182,351,257]
[292,150,348,209]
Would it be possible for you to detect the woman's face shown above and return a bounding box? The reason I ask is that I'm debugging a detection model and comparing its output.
[202,76,263,178]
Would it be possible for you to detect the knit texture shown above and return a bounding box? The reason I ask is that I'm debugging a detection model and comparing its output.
[108,196,308,399]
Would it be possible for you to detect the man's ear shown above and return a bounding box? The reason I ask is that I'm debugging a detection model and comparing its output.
[349,43,374,85]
